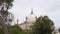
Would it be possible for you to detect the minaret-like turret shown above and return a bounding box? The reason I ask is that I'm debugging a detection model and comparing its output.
[26,17,27,21]
[17,19,19,25]
[25,17,28,32]
[31,9,34,14]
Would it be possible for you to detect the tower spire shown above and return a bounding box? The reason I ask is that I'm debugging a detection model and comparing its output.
[31,8,33,14]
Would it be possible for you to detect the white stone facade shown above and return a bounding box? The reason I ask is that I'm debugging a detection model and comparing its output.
[19,9,37,31]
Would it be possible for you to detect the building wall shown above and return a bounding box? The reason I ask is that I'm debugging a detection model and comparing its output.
[19,24,26,30]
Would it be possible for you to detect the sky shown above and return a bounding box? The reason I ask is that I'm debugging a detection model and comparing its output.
[9,0,60,28]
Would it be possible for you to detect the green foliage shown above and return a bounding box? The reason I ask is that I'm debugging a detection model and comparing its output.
[0,25,26,34]
[8,25,26,34]
[6,0,13,4]
[31,16,54,34]
[0,0,14,15]
[0,10,8,16]
[0,0,13,8]
[0,28,4,34]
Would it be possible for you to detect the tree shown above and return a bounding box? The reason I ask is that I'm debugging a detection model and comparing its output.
[31,16,54,34]
[0,25,27,34]
[8,25,26,34]
[0,0,14,34]
[5,12,14,25]
[0,28,4,34]
[0,0,5,6]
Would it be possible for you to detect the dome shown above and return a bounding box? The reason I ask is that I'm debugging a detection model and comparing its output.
[26,9,37,23]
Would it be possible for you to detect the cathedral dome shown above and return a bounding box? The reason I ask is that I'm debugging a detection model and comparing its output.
[26,9,37,23]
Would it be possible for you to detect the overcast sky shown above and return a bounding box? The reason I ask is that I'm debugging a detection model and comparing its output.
[9,0,60,28]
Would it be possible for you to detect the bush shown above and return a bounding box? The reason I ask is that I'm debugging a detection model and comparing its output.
[0,28,4,34]
[0,25,26,34]
[8,25,26,34]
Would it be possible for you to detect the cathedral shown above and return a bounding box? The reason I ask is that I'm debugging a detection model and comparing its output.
[19,9,37,32]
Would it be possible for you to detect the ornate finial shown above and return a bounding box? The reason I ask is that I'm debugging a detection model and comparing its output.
[26,17,27,20]
[17,19,18,25]
[31,8,33,14]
